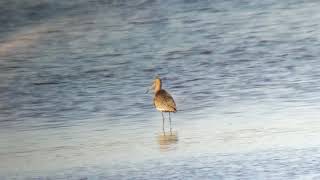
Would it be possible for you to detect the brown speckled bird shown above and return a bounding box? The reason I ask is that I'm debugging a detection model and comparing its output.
[150,76,177,134]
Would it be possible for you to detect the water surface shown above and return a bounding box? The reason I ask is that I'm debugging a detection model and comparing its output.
[1,0,320,179]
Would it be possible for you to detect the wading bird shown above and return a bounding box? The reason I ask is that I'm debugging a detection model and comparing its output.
[147,76,177,135]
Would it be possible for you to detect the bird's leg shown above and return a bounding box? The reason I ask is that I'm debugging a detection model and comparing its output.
[169,112,172,135]
[161,112,165,136]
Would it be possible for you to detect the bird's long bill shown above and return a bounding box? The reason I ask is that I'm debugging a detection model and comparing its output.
[145,81,155,94]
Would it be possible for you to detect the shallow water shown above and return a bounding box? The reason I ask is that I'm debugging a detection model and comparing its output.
[1,0,320,179]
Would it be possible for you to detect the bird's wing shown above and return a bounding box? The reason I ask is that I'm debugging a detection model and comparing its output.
[154,90,177,111]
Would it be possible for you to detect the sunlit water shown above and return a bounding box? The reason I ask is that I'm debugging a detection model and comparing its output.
[2,0,320,179]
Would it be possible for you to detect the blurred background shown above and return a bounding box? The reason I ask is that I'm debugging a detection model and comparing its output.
[1,0,320,179]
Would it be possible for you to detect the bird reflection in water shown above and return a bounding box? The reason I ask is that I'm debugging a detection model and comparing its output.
[157,131,178,151]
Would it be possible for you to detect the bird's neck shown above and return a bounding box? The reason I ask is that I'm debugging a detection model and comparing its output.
[154,83,161,93]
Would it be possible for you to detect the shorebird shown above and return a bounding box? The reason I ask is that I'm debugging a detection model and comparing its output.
[148,76,177,134]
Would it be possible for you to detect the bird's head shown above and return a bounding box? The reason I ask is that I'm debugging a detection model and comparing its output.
[152,76,162,92]
[146,76,162,94]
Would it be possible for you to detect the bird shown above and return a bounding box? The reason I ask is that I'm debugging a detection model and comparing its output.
[148,76,177,135]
